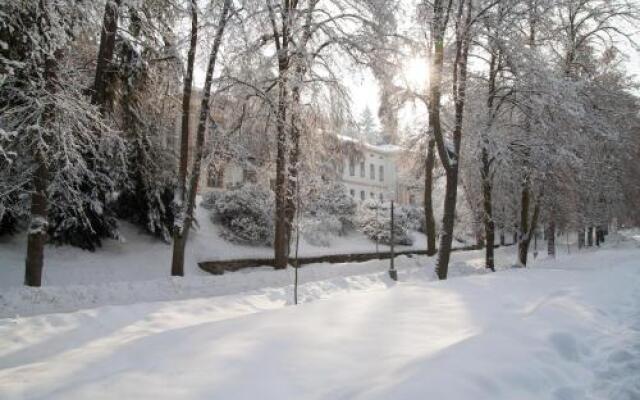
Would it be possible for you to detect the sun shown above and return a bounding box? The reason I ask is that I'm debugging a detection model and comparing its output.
[403,57,429,91]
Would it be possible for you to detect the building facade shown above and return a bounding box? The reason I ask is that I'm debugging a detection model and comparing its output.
[337,135,425,206]
[337,136,402,203]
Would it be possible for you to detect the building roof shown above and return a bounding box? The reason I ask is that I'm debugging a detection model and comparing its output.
[336,134,403,155]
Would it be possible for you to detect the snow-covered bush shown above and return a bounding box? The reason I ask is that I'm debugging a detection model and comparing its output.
[204,185,274,245]
[306,183,356,235]
[356,200,413,246]
[200,189,220,210]
[403,206,426,233]
[301,214,343,247]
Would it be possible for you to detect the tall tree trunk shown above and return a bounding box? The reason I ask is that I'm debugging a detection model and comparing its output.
[273,71,289,269]
[437,170,459,279]
[92,0,121,112]
[25,1,58,287]
[25,153,48,287]
[481,147,495,271]
[578,228,584,248]
[547,220,556,257]
[517,202,539,267]
[284,91,300,252]
[284,0,316,256]
[587,226,593,246]
[423,0,452,269]
[481,44,500,271]
[424,138,437,255]
[271,1,297,270]
[434,0,472,280]
[171,0,231,276]
[171,0,198,277]
[517,182,530,265]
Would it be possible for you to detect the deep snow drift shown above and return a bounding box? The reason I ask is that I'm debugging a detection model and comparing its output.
[1,246,639,400]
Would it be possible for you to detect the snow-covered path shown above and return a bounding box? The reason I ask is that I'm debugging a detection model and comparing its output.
[1,249,639,400]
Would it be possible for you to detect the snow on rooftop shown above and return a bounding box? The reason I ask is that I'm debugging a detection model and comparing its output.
[336,134,404,154]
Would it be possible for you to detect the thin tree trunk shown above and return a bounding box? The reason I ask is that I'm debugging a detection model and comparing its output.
[517,200,540,267]
[587,226,593,246]
[578,228,584,248]
[424,138,437,255]
[481,147,495,271]
[481,45,500,271]
[171,0,198,277]
[273,73,289,269]
[284,1,316,257]
[547,220,556,257]
[178,0,197,200]
[25,153,48,287]
[518,181,530,265]
[284,76,301,255]
[171,0,231,276]
[435,0,472,280]
[92,0,121,112]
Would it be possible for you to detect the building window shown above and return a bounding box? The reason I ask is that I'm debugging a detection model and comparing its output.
[244,169,257,184]
[208,168,224,188]
[360,190,365,201]
[349,158,355,176]
[379,165,384,182]
[360,162,365,177]
[370,163,375,180]
[350,189,355,197]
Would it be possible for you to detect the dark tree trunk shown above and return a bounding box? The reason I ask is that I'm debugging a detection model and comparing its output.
[517,183,539,267]
[271,1,298,270]
[273,72,289,269]
[500,232,505,246]
[424,138,437,256]
[517,184,530,266]
[436,170,459,279]
[25,1,58,287]
[284,92,300,253]
[171,0,198,277]
[481,147,495,271]
[587,226,594,246]
[434,0,472,280]
[284,2,315,256]
[92,0,121,112]
[547,220,556,257]
[25,155,48,287]
[578,228,585,248]
[171,0,231,276]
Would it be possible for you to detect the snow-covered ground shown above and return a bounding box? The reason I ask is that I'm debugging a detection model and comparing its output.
[0,204,431,289]
[1,236,639,399]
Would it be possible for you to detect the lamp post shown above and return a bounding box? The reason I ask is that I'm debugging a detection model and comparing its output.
[389,200,397,281]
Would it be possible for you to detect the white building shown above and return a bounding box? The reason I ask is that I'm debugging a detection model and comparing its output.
[337,135,404,203]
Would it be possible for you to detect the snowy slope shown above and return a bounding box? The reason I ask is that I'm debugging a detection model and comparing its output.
[0,204,429,289]
[1,248,639,400]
